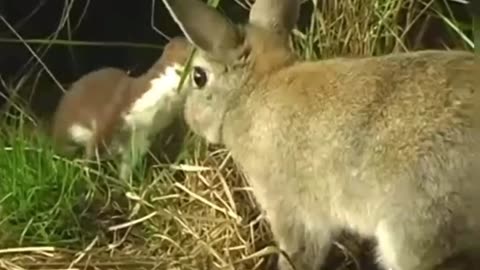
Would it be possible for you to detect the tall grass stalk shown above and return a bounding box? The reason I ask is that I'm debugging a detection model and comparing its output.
[0,114,100,247]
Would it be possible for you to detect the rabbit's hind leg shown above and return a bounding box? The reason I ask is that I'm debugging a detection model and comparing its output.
[432,251,480,270]
[433,226,480,270]
[374,210,479,270]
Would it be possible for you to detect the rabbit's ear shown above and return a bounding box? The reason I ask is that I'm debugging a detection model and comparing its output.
[162,0,243,55]
[249,0,302,36]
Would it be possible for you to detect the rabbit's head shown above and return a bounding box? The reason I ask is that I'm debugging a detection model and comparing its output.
[162,0,302,144]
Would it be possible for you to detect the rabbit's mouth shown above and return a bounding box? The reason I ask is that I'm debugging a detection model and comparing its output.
[184,95,224,145]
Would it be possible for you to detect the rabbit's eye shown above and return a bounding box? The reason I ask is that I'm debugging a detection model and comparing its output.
[192,66,208,89]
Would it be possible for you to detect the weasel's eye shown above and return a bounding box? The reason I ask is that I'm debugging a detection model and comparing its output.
[192,66,208,89]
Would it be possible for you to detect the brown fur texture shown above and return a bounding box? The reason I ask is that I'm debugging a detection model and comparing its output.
[163,0,480,269]
[51,37,193,177]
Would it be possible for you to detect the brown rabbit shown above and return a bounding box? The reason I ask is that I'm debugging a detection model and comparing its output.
[162,0,480,269]
[51,37,193,180]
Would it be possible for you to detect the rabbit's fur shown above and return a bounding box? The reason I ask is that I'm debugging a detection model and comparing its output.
[162,0,480,269]
[51,37,193,179]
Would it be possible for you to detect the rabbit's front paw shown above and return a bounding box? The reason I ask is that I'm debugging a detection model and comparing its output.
[268,212,331,270]
[276,250,315,270]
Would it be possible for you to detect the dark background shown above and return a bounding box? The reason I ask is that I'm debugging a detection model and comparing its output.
[0,0,473,119]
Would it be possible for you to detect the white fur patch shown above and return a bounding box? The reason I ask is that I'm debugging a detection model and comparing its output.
[124,63,183,129]
[118,63,184,179]
[68,123,94,144]
[375,221,399,270]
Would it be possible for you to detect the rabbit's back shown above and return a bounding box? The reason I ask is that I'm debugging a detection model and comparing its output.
[252,50,480,169]
[236,49,480,234]
[280,50,480,163]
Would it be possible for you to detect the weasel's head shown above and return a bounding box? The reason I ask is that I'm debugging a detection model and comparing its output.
[148,36,194,93]
[124,37,194,131]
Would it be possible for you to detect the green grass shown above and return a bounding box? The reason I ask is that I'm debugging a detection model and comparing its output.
[0,116,100,247]
[0,112,185,249]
